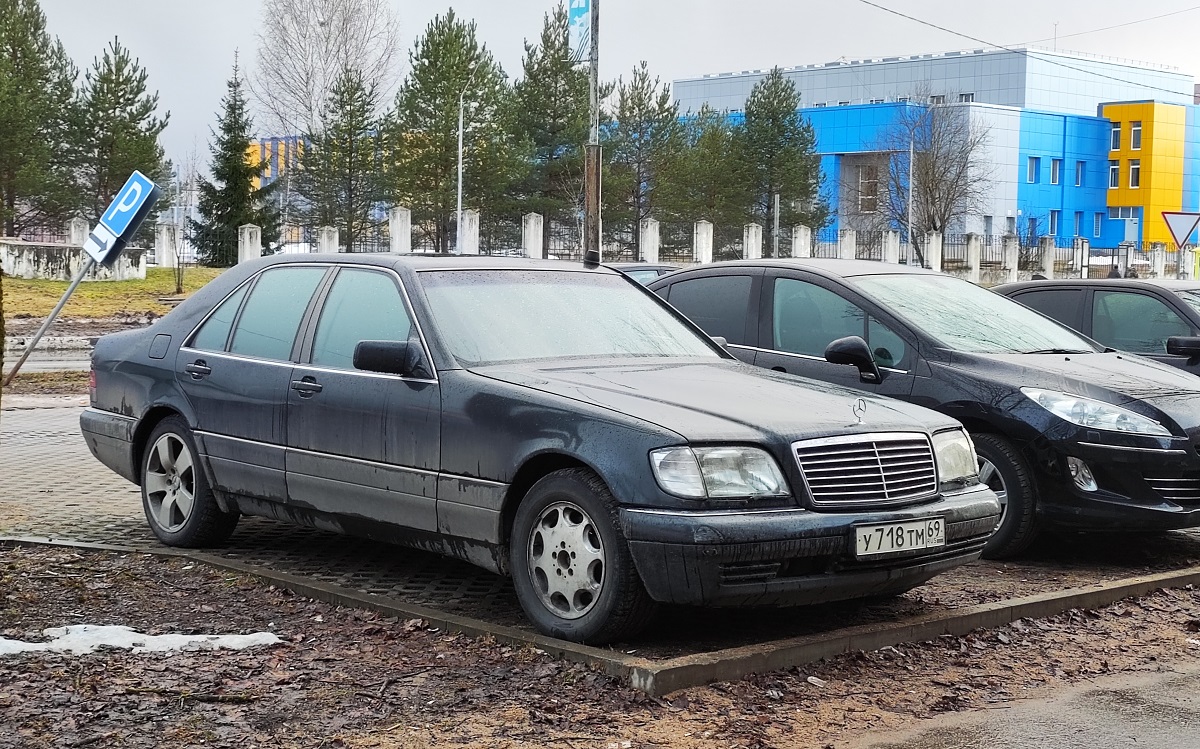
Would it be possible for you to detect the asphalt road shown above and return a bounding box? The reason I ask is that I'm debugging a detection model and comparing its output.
[854,662,1200,749]
[2,349,91,374]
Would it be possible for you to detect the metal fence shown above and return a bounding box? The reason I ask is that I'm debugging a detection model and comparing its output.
[942,234,969,265]
[855,230,884,261]
[813,226,839,258]
[16,225,70,244]
[712,225,742,262]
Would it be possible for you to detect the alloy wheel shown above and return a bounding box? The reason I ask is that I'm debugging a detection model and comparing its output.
[526,501,605,620]
[978,455,1009,526]
[144,433,196,533]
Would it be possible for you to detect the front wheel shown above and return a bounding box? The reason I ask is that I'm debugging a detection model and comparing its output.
[509,468,656,644]
[973,433,1038,559]
[141,416,239,548]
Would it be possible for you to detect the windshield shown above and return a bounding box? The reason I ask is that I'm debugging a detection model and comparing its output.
[1175,290,1200,318]
[419,269,721,366]
[852,274,1099,354]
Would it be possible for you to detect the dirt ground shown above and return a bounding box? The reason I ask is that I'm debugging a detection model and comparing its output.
[2,545,1199,749]
[2,370,89,395]
[3,311,161,338]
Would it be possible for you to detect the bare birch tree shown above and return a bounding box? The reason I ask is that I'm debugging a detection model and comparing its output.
[250,0,401,136]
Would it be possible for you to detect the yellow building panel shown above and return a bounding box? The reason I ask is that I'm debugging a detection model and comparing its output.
[1102,102,1188,244]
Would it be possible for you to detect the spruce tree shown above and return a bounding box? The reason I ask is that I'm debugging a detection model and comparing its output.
[389,10,524,252]
[293,67,386,251]
[74,37,170,229]
[735,67,827,250]
[192,57,279,267]
[511,3,589,253]
[659,105,751,229]
[0,0,78,237]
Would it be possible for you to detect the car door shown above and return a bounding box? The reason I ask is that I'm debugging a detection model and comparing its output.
[1089,288,1198,371]
[177,264,329,502]
[656,269,763,364]
[751,272,917,398]
[285,266,441,533]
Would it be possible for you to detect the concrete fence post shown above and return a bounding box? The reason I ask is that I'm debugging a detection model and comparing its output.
[882,230,901,264]
[1079,239,1090,278]
[693,220,713,264]
[792,225,812,258]
[389,207,411,254]
[966,233,982,284]
[460,209,480,255]
[838,229,857,260]
[1002,235,1020,284]
[743,223,762,260]
[68,217,89,248]
[155,222,177,268]
[640,218,660,263]
[1038,236,1056,279]
[238,224,262,263]
[317,226,339,253]
[1184,247,1197,280]
[523,213,544,259]
[924,231,943,271]
[1152,243,1167,278]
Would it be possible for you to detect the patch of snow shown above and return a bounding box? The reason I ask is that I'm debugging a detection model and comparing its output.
[0,624,280,656]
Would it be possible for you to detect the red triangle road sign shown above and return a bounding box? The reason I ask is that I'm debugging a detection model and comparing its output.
[1163,211,1200,248]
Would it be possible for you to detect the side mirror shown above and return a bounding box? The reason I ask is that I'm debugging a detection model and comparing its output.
[354,340,418,377]
[710,336,729,350]
[824,336,883,384]
[1167,336,1200,357]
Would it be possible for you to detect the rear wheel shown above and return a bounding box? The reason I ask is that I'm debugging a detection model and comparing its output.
[510,468,656,644]
[141,416,239,547]
[973,433,1038,559]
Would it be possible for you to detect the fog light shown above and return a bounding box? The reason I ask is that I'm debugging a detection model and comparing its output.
[1067,457,1098,492]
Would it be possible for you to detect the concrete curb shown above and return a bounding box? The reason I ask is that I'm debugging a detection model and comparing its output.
[4,336,95,353]
[5,535,1198,696]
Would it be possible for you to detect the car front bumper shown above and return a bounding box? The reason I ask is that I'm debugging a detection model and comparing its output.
[619,486,1000,607]
[80,407,138,484]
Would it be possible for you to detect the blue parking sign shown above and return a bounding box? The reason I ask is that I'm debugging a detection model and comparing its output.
[84,170,161,265]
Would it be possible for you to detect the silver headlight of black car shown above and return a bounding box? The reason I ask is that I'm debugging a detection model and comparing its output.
[931,429,979,486]
[649,446,789,499]
[1022,388,1172,437]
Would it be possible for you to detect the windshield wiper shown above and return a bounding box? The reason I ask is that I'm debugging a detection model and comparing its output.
[1022,348,1093,355]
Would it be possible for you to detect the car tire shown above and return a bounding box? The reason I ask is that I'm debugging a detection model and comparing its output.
[973,433,1038,559]
[509,468,657,644]
[140,416,239,548]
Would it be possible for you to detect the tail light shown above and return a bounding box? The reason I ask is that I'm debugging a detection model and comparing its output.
[89,368,97,403]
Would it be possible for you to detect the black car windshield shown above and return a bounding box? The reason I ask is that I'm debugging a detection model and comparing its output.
[1175,290,1200,317]
[419,269,721,365]
[852,274,1099,354]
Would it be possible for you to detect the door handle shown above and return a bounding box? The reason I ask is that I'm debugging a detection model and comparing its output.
[771,366,787,373]
[185,361,211,379]
[290,377,323,397]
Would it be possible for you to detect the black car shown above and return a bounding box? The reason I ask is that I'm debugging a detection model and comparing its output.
[647,259,1200,558]
[81,255,999,643]
[605,262,681,284]
[994,278,1200,375]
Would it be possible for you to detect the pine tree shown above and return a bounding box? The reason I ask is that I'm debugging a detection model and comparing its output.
[511,3,589,253]
[0,0,78,237]
[389,10,524,252]
[293,67,387,251]
[192,57,279,267]
[601,62,682,258]
[735,68,827,251]
[74,38,170,231]
[660,105,751,229]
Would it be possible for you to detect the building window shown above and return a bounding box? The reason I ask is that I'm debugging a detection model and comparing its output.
[929,94,946,104]
[1006,216,1016,235]
[1049,210,1060,236]
[1027,217,1038,240]
[1094,213,1103,237]
[1051,159,1062,185]
[1109,160,1120,188]
[1109,206,1137,219]
[897,96,910,103]
[1074,211,1083,237]
[1131,121,1142,150]
[870,98,885,104]
[1130,159,1141,188]
[1075,160,1085,187]
[838,101,850,106]
[1028,157,1040,183]
[959,93,975,103]
[857,165,879,213]
[1111,123,1121,151]
[813,102,827,107]
[984,216,994,235]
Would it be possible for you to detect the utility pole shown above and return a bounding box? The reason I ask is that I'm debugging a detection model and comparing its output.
[583,0,601,266]
[908,134,915,265]
[772,193,780,257]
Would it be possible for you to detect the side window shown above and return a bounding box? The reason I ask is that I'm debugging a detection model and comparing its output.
[1012,289,1085,332]
[666,275,752,344]
[772,278,865,357]
[190,283,248,351]
[229,267,327,361]
[311,269,414,369]
[1093,291,1193,354]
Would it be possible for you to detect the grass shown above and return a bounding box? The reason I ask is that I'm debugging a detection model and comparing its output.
[3,370,90,395]
[3,266,226,319]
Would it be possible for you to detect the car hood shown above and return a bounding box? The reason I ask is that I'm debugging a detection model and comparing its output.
[473,358,959,443]
[944,350,1200,430]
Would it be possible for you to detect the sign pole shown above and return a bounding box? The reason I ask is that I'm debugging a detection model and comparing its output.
[583,0,601,266]
[3,257,96,387]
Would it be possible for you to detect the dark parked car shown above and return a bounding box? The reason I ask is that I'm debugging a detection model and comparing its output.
[647,259,1200,558]
[81,255,999,643]
[994,278,1200,375]
[605,262,680,284]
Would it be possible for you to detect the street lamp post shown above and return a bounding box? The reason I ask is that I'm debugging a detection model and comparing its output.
[456,66,482,253]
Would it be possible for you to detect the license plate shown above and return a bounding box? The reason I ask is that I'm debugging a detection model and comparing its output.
[855,517,945,557]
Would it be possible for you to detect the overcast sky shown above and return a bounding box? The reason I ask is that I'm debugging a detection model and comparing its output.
[39,0,1200,166]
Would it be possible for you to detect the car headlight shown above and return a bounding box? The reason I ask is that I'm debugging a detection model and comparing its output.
[649,446,789,499]
[932,429,978,485]
[1021,388,1171,437]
